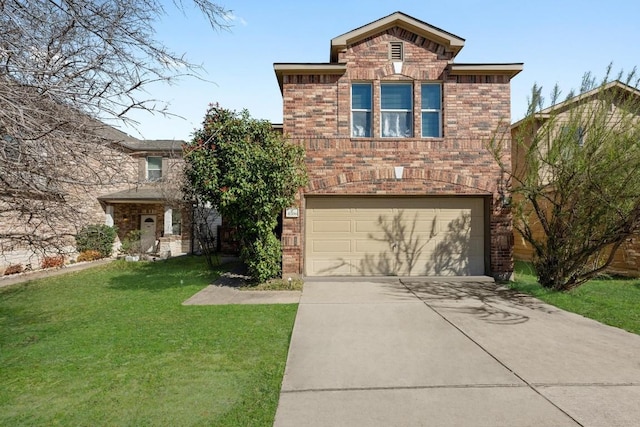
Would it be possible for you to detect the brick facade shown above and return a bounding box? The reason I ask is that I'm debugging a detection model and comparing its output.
[277,13,519,279]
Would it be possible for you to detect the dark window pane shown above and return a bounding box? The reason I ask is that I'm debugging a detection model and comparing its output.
[421,84,441,110]
[381,84,412,110]
[352,84,372,109]
[422,112,440,137]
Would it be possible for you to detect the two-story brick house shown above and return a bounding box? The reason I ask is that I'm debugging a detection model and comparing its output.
[274,12,522,279]
[1,122,221,273]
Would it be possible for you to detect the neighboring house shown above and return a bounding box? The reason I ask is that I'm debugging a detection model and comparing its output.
[97,136,197,257]
[0,122,222,272]
[274,12,522,279]
[511,81,640,276]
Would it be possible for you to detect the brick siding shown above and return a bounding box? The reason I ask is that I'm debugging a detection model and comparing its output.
[280,24,514,279]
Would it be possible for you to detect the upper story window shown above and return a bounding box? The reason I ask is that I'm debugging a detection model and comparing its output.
[561,125,585,147]
[351,83,372,137]
[421,83,442,138]
[381,83,413,138]
[146,156,162,181]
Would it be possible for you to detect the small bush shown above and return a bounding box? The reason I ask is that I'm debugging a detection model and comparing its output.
[119,230,142,255]
[41,255,65,269]
[77,250,103,262]
[3,264,24,275]
[76,224,117,258]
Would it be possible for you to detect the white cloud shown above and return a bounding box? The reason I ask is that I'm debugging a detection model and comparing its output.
[222,12,247,26]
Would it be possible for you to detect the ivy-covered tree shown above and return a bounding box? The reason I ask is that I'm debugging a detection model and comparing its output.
[491,67,640,291]
[184,105,307,282]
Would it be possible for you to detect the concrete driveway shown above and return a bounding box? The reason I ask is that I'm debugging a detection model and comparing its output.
[274,277,640,427]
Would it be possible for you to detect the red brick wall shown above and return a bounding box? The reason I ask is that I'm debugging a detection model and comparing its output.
[280,27,514,279]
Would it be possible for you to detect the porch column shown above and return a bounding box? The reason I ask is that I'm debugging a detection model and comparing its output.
[105,205,114,227]
[164,206,173,235]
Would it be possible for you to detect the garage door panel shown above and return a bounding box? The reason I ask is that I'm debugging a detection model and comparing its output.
[354,220,382,233]
[311,260,352,275]
[354,239,390,253]
[306,197,485,276]
[313,240,351,253]
[313,220,351,233]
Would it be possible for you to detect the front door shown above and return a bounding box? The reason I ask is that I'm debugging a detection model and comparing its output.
[140,215,157,253]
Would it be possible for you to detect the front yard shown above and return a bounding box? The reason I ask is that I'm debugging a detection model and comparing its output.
[0,257,297,426]
[510,261,640,335]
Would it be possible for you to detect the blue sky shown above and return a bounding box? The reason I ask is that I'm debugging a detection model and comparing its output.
[125,0,640,141]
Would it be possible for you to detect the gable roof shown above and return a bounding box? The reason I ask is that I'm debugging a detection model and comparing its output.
[330,11,465,62]
[511,80,640,130]
[331,12,464,62]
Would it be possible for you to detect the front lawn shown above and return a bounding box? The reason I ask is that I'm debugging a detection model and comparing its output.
[510,261,640,335]
[0,257,297,426]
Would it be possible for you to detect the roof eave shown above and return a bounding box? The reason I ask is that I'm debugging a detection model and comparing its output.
[448,63,524,79]
[512,80,640,129]
[273,63,347,94]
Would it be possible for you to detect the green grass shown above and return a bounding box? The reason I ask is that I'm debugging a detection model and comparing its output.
[510,261,640,335]
[0,256,298,426]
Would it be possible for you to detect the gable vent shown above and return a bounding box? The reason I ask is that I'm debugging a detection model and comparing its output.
[390,42,403,61]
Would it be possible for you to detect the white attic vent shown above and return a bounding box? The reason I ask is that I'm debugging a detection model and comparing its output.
[390,42,403,61]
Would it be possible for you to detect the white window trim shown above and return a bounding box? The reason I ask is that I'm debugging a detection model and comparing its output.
[421,83,443,138]
[351,83,372,138]
[380,82,413,138]
[146,156,163,181]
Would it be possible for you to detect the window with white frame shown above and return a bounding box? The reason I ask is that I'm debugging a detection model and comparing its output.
[351,83,372,137]
[146,156,162,181]
[381,83,413,137]
[172,209,182,235]
[421,83,442,138]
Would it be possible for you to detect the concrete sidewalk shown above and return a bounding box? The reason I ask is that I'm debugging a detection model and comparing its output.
[274,278,640,427]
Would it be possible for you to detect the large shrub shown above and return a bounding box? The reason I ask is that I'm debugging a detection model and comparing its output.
[184,105,307,282]
[75,225,117,258]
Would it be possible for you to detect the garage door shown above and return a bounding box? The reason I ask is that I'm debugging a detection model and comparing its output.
[305,197,485,276]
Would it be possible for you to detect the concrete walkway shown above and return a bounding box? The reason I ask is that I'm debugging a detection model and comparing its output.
[274,277,640,427]
[182,263,301,305]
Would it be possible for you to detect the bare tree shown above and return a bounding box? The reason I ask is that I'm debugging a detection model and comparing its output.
[0,0,229,259]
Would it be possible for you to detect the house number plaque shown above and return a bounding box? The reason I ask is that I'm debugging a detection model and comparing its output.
[285,207,299,218]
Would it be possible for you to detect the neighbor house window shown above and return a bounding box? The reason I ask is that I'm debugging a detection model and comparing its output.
[352,83,372,137]
[381,83,413,137]
[421,83,442,138]
[560,125,585,147]
[146,156,162,181]
[172,210,182,235]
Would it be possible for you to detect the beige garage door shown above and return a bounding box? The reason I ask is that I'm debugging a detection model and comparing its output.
[305,197,485,276]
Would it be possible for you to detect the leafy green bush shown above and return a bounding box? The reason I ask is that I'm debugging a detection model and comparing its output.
[184,105,308,281]
[75,225,117,258]
[241,230,282,283]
